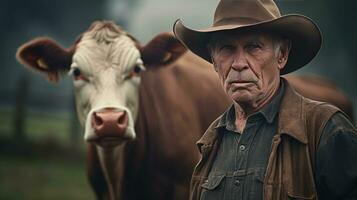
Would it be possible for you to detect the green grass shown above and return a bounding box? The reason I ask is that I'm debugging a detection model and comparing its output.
[23,110,72,143]
[0,107,70,141]
[0,106,84,148]
[0,155,94,200]
[0,106,93,199]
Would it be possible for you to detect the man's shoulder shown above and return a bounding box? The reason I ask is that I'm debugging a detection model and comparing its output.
[291,85,354,135]
[282,81,341,121]
[301,97,346,146]
[321,111,357,143]
[301,96,341,118]
[279,83,342,144]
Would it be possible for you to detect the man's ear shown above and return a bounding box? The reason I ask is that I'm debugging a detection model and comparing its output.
[16,37,74,83]
[140,32,187,68]
[277,39,291,70]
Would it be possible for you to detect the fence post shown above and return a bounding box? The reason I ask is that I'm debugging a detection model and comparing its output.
[13,73,30,144]
[69,88,80,151]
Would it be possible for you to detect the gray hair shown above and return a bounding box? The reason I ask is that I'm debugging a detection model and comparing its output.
[272,36,291,58]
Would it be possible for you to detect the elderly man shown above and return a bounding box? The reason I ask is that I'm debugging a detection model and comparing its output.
[173,0,357,199]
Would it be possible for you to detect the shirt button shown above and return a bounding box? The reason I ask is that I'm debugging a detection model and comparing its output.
[234,180,240,186]
[239,145,246,151]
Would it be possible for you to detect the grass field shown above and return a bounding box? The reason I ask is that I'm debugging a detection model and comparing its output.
[0,155,94,200]
[0,106,94,200]
[0,106,78,144]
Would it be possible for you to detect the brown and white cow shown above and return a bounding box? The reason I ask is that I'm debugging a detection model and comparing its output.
[16,21,353,200]
[16,21,230,200]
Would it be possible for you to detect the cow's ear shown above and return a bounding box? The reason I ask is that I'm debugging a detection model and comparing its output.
[140,32,186,68]
[16,37,74,83]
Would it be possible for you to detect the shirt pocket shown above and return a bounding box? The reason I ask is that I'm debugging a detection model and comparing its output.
[286,192,316,200]
[248,169,265,199]
[200,174,226,200]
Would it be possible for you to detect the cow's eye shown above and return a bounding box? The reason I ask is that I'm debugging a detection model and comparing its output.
[134,64,144,74]
[125,64,146,80]
[69,67,89,82]
[73,68,81,77]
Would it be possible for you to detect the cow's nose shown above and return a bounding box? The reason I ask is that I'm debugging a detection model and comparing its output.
[91,110,128,139]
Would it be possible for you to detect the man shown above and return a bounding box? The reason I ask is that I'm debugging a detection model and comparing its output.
[173,0,357,199]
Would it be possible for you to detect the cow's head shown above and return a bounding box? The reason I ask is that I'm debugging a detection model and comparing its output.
[16,21,186,147]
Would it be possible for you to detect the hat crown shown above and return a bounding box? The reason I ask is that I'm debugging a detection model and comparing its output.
[213,0,281,26]
[173,0,322,75]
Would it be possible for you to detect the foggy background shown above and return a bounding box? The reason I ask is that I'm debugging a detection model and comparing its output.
[0,0,356,199]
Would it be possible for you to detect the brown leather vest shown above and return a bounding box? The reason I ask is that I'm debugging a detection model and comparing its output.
[190,81,339,200]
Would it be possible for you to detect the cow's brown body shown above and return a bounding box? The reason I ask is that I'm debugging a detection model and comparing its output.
[16,21,353,200]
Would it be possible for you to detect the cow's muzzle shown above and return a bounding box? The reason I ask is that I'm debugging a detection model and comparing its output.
[89,108,130,147]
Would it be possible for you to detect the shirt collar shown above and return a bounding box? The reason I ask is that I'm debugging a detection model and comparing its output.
[260,80,285,123]
[215,104,235,130]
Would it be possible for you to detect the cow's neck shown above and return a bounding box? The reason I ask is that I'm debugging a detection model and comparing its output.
[97,145,125,200]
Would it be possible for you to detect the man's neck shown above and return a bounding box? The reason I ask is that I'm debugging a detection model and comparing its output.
[234,81,281,133]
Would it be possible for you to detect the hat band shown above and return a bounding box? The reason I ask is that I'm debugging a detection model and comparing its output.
[213,17,270,27]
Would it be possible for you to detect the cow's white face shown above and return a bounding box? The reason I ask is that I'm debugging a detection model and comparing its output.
[69,26,144,147]
[16,21,187,148]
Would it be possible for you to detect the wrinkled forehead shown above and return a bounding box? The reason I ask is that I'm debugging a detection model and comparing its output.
[73,23,141,71]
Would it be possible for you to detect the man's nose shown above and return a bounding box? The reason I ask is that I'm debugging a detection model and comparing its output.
[231,51,249,71]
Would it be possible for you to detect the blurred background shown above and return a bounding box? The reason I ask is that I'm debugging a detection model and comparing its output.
[0,0,356,199]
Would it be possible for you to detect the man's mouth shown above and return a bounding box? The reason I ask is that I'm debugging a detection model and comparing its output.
[228,80,254,85]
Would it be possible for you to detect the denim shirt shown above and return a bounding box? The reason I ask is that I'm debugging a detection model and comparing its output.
[200,82,285,200]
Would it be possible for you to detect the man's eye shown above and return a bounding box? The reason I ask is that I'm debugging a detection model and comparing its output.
[246,43,261,50]
[219,45,234,52]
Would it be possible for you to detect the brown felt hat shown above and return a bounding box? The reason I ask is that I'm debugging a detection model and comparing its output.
[173,0,322,74]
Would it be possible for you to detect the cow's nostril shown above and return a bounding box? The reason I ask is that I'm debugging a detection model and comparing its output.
[117,111,128,126]
[93,112,104,126]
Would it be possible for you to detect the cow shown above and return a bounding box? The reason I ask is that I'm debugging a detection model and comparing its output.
[16,21,353,200]
[16,21,230,200]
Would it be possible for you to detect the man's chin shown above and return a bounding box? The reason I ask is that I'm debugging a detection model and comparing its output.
[230,92,255,105]
[232,96,253,105]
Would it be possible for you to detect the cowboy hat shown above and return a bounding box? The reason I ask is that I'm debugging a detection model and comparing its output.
[173,0,322,74]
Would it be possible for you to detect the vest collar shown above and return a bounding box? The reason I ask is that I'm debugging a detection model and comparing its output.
[277,78,307,144]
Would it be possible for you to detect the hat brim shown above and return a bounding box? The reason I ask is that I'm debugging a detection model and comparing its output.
[173,14,322,75]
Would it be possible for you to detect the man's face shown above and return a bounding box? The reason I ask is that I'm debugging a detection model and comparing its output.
[209,31,289,108]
